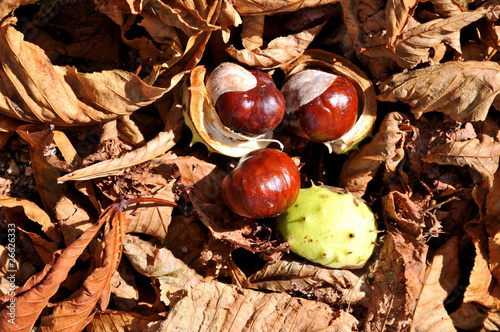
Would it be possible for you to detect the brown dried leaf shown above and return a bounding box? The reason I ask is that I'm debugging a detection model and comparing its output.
[123,234,199,280]
[57,129,177,183]
[227,6,332,69]
[39,206,124,331]
[422,135,500,189]
[364,193,428,332]
[241,15,265,51]
[0,0,38,24]
[378,60,500,122]
[110,262,139,312]
[54,194,95,247]
[487,171,500,282]
[410,236,460,332]
[234,0,339,15]
[0,24,167,125]
[463,220,500,310]
[0,207,109,331]
[364,10,486,69]
[156,280,358,331]
[451,302,500,331]
[429,0,467,17]
[149,0,222,88]
[87,310,163,332]
[339,112,408,197]
[385,0,417,48]
[0,197,60,244]
[249,255,371,306]
[16,227,58,265]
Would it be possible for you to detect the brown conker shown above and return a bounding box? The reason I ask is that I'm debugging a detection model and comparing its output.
[281,69,358,142]
[206,63,285,136]
[221,148,301,219]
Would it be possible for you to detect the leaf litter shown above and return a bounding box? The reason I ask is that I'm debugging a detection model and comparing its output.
[2,0,500,331]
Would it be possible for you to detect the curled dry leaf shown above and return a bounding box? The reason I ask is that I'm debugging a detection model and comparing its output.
[39,205,124,331]
[227,6,332,69]
[384,0,418,49]
[234,0,339,15]
[0,197,60,244]
[123,234,199,281]
[364,192,428,332]
[363,10,486,69]
[410,236,460,332]
[378,61,500,122]
[463,220,500,310]
[431,0,467,17]
[451,302,500,331]
[110,262,140,312]
[422,134,500,189]
[0,207,109,332]
[339,112,408,197]
[156,280,358,331]
[486,170,500,282]
[0,24,167,126]
[248,255,371,306]
[57,130,176,182]
[87,310,163,332]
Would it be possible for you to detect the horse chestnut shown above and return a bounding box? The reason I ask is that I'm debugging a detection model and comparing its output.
[281,69,358,142]
[206,63,286,136]
[221,148,301,219]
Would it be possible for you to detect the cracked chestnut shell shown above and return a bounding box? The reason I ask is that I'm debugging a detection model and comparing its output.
[281,70,358,142]
[222,148,301,219]
[206,63,285,136]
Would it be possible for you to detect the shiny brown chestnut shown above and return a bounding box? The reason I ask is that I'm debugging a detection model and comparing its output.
[206,63,285,136]
[222,148,301,219]
[281,69,358,142]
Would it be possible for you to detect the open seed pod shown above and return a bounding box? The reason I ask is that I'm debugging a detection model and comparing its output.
[280,49,377,154]
[182,65,283,157]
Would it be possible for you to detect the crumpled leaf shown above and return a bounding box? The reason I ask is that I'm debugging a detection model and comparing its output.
[249,255,371,306]
[364,192,428,332]
[451,302,500,331]
[339,112,408,197]
[0,24,167,125]
[385,0,417,48]
[154,280,358,331]
[38,205,124,331]
[87,310,164,332]
[410,236,460,332]
[0,205,110,332]
[110,262,139,312]
[486,170,500,284]
[463,219,500,310]
[90,310,167,332]
[363,10,486,69]
[17,126,70,225]
[122,235,201,306]
[227,6,332,69]
[0,197,60,244]
[422,134,500,189]
[378,60,500,122]
[54,194,95,247]
[234,0,339,15]
[57,129,176,182]
[429,0,467,17]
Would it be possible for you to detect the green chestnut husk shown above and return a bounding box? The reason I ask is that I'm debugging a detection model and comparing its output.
[276,184,377,269]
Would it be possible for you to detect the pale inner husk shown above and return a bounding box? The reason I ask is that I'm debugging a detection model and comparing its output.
[205,62,257,105]
[281,69,337,114]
